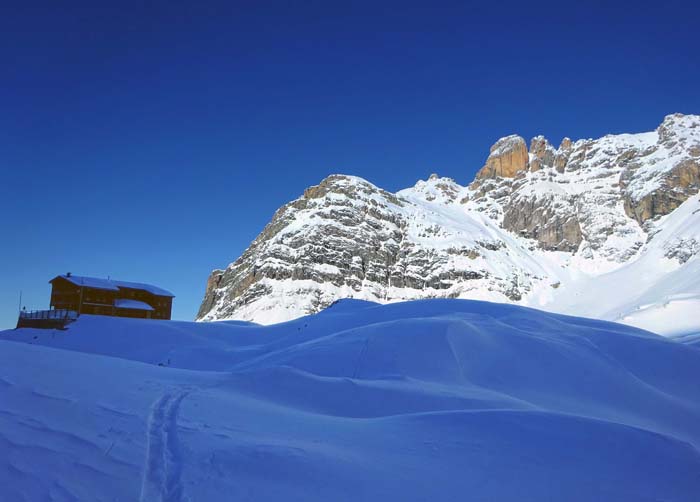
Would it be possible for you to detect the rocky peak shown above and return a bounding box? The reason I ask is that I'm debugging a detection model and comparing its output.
[529,135,556,172]
[476,135,529,179]
[198,113,700,326]
[302,174,401,204]
[618,114,700,225]
[197,173,411,322]
[657,113,700,145]
[469,114,700,253]
[554,137,572,172]
[408,175,463,204]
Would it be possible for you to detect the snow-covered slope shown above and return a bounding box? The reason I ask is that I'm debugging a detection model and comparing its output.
[537,192,700,336]
[2,300,700,501]
[198,114,700,336]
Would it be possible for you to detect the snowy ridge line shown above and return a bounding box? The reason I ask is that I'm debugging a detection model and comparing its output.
[139,388,191,502]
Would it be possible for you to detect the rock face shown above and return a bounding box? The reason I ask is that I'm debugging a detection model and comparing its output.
[502,196,582,252]
[199,175,409,321]
[469,113,700,255]
[624,158,700,224]
[619,114,700,224]
[198,113,700,326]
[476,135,529,179]
[198,174,542,323]
[528,136,555,172]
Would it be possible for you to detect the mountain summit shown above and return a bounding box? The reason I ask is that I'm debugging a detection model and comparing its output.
[198,114,700,336]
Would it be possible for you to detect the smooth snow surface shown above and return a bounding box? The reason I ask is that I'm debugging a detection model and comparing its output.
[114,299,155,311]
[2,300,700,501]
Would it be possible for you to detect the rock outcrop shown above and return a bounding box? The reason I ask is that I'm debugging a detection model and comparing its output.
[528,136,555,172]
[198,174,539,323]
[502,196,582,252]
[476,135,529,179]
[554,137,572,172]
[469,113,700,252]
[623,158,700,224]
[198,113,700,325]
[619,114,700,224]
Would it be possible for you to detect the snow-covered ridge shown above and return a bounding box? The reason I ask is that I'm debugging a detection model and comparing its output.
[198,114,700,335]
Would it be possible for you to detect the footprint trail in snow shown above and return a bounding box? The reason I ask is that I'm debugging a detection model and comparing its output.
[139,389,190,502]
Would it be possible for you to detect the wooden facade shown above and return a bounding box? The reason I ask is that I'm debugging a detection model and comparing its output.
[49,274,174,320]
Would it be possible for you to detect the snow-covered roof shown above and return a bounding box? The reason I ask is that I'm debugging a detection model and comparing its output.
[114,299,155,311]
[111,280,175,297]
[51,275,175,297]
[52,275,120,291]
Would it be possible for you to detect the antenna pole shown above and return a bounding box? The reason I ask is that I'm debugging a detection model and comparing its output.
[18,290,22,313]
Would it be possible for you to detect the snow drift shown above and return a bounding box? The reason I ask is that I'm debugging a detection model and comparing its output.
[2,300,700,501]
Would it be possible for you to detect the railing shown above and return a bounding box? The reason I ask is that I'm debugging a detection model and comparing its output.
[18,309,78,321]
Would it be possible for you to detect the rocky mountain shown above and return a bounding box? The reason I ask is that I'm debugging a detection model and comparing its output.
[197,113,700,336]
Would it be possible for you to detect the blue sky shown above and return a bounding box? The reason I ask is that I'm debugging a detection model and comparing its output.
[1,1,698,328]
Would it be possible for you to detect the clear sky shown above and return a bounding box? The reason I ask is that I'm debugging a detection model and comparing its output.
[1,1,699,329]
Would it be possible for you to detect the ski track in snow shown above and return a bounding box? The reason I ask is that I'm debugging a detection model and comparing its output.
[139,388,191,502]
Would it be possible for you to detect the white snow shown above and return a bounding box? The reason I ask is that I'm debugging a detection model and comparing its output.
[114,299,155,311]
[533,194,700,336]
[626,114,700,201]
[2,299,700,501]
